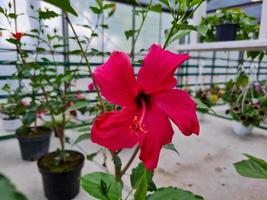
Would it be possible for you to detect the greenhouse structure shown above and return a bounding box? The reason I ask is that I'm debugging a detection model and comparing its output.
[0,0,267,200]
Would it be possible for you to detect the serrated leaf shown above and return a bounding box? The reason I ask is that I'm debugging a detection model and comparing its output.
[81,172,122,200]
[149,187,204,200]
[164,143,179,155]
[234,154,267,179]
[43,0,78,16]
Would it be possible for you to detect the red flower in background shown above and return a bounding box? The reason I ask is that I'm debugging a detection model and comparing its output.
[74,93,85,100]
[20,100,29,107]
[12,32,24,41]
[88,82,95,92]
[67,101,77,117]
[91,44,199,170]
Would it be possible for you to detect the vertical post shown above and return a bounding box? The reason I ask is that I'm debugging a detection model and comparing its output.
[101,14,104,63]
[190,1,207,44]
[259,0,267,39]
[131,5,136,62]
[159,12,162,45]
[210,51,216,85]
[62,13,70,65]
[62,12,70,93]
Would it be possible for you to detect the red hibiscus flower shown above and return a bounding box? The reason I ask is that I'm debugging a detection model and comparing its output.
[91,44,199,170]
[12,32,24,41]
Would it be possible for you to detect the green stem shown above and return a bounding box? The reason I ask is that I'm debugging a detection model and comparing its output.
[130,0,152,57]
[118,147,139,179]
[64,13,106,112]
[163,1,204,49]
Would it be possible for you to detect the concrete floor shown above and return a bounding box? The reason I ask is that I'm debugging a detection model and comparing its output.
[1,107,267,200]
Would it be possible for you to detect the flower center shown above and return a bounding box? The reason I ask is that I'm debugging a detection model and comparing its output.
[130,93,149,134]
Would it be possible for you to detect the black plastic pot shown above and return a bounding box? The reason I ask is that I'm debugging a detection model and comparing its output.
[216,23,238,41]
[37,150,85,200]
[16,127,51,161]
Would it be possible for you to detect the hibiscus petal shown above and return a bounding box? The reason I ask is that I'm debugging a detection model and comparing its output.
[153,89,199,136]
[137,44,189,94]
[93,51,137,107]
[91,108,139,151]
[139,106,174,170]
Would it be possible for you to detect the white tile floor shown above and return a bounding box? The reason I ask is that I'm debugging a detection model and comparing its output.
[1,107,267,200]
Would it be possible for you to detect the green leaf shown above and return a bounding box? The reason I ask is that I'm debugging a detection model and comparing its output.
[78,125,91,132]
[168,30,191,45]
[101,24,109,29]
[96,0,103,8]
[8,13,17,19]
[87,151,100,161]
[197,24,209,36]
[90,6,102,14]
[113,155,122,173]
[164,143,179,155]
[148,187,204,200]
[159,0,171,8]
[236,72,249,88]
[150,4,162,13]
[124,30,136,40]
[131,163,156,192]
[65,101,88,112]
[233,154,267,179]
[43,0,78,16]
[0,7,5,14]
[134,170,147,200]
[81,172,122,200]
[72,133,90,145]
[6,38,19,45]
[0,173,28,200]
[193,98,215,114]
[22,112,36,125]
[39,9,59,19]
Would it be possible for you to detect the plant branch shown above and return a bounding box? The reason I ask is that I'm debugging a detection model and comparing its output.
[64,13,106,112]
[130,0,152,57]
[118,146,139,179]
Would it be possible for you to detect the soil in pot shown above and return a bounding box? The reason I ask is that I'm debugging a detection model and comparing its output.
[16,126,51,161]
[216,23,238,41]
[38,150,85,200]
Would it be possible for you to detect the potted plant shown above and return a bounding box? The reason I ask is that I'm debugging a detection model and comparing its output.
[0,7,53,160]
[224,72,267,136]
[22,7,86,199]
[199,8,258,42]
[0,84,23,132]
[195,88,215,121]
[15,95,52,161]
